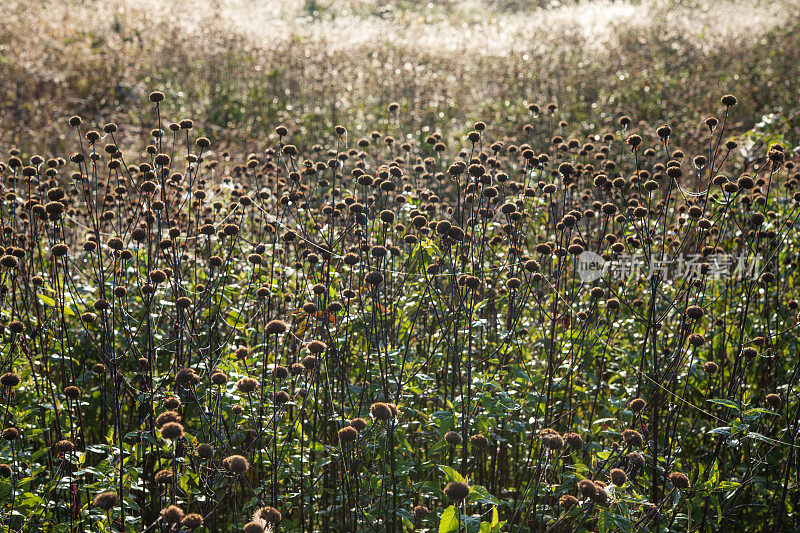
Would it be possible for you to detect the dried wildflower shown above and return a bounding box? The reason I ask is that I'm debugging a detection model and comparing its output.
[564,432,583,450]
[223,454,250,475]
[540,428,564,450]
[55,439,75,453]
[197,443,214,460]
[443,481,470,501]
[306,340,327,354]
[0,372,21,388]
[182,513,204,529]
[364,271,384,286]
[668,471,690,490]
[237,377,259,394]
[629,398,646,413]
[92,491,118,511]
[160,422,184,441]
[160,505,184,524]
[610,468,627,486]
[765,394,783,409]
[628,452,645,471]
[577,479,596,498]
[265,319,288,335]
[370,402,393,421]
[469,434,489,449]
[622,429,644,448]
[301,355,318,370]
[590,482,608,503]
[154,469,172,484]
[559,494,578,508]
[243,522,265,533]
[338,426,358,444]
[253,506,282,524]
[164,397,181,410]
[175,368,200,388]
[414,505,429,519]
[156,411,181,428]
[444,430,462,446]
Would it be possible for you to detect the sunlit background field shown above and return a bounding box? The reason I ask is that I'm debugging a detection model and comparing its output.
[2,0,799,151]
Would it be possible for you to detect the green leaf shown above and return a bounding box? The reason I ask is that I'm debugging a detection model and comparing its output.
[746,431,782,445]
[38,293,56,307]
[708,399,740,411]
[716,481,741,491]
[469,484,501,506]
[439,465,466,484]
[707,427,732,436]
[491,506,501,533]
[439,505,460,533]
[744,408,779,417]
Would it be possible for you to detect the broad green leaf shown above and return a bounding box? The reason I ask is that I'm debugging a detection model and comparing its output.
[439,505,460,533]
[439,465,466,484]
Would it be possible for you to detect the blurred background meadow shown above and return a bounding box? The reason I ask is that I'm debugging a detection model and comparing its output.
[2,0,799,152]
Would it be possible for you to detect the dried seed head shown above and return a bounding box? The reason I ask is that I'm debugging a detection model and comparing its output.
[237,377,259,394]
[55,439,75,453]
[559,494,578,508]
[243,522,265,533]
[92,491,118,510]
[182,513,204,529]
[364,271,384,286]
[628,452,645,471]
[766,394,783,409]
[622,429,644,448]
[338,426,359,444]
[223,454,249,474]
[253,506,282,524]
[156,411,181,428]
[274,390,291,404]
[301,355,318,370]
[668,471,690,490]
[443,481,470,501]
[540,428,564,450]
[306,340,327,354]
[577,478,596,498]
[197,443,214,460]
[175,368,200,387]
[610,468,627,486]
[160,505,184,524]
[469,434,489,449]
[0,372,21,388]
[629,398,646,413]
[370,402,393,421]
[564,432,583,450]
[160,422,184,441]
[265,320,288,335]
[444,430,463,446]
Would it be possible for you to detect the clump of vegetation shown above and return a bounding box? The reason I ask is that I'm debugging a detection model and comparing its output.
[0,87,798,531]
